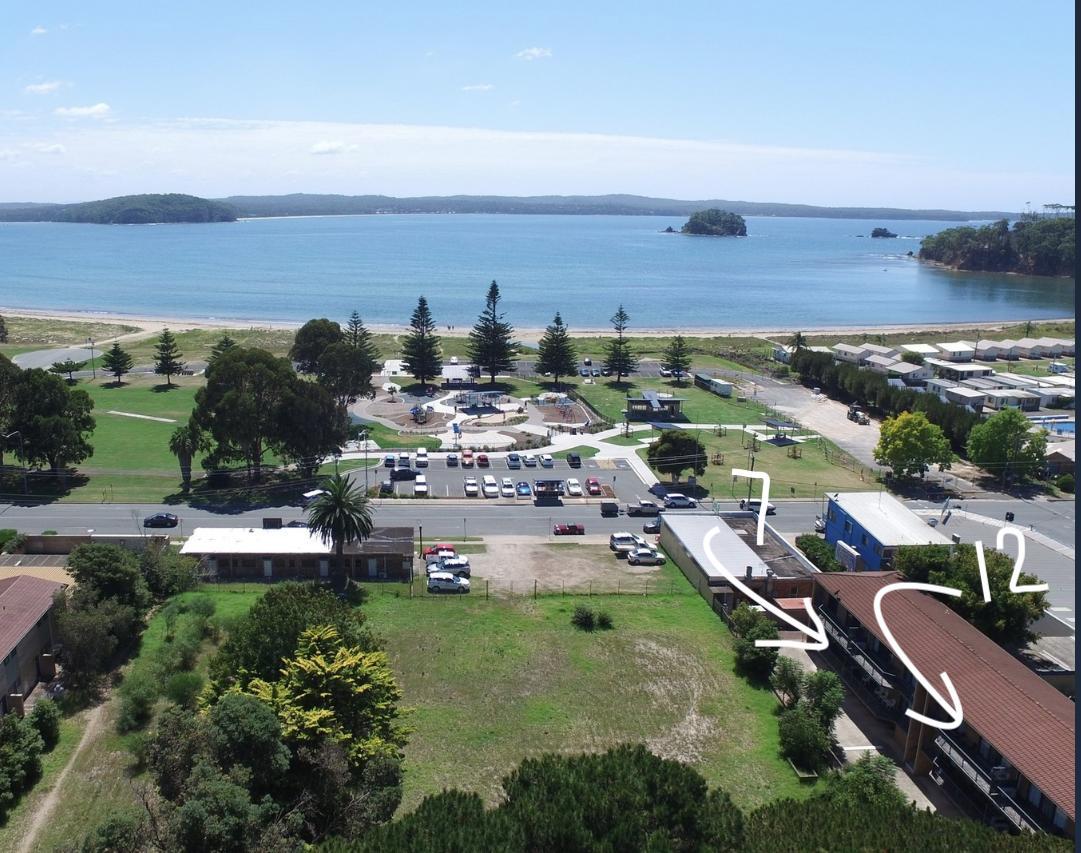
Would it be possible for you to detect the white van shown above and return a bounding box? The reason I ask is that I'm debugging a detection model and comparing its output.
[414,474,428,496]
[415,447,429,467]
[482,475,499,498]
[739,498,776,515]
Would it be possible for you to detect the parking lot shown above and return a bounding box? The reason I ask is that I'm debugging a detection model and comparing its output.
[515,358,670,379]
[368,453,651,504]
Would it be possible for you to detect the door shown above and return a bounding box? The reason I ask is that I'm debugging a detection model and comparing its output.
[262,558,272,579]
[368,558,378,578]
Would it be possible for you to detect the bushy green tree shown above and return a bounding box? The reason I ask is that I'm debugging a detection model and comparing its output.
[208,582,374,688]
[290,318,344,373]
[28,698,62,749]
[277,379,348,478]
[68,543,150,612]
[874,410,953,479]
[681,208,747,236]
[100,341,134,384]
[730,604,779,681]
[207,333,237,366]
[467,280,517,384]
[317,341,376,408]
[894,543,1048,644]
[646,429,706,482]
[661,334,692,380]
[795,534,842,572]
[967,407,1049,484]
[778,706,831,770]
[207,694,291,795]
[153,328,185,386]
[0,711,43,816]
[49,358,87,383]
[534,312,577,387]
[821,752,906,810]
[400,297,443,387]
[770,656,804,708]
[801,669,845,732]
[10,367,95,472]
[306,473,374,574]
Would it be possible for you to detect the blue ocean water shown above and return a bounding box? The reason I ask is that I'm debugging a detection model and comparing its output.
[0,214,1073,328]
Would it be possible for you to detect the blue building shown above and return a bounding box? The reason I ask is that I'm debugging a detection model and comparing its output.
[823,491,950,570]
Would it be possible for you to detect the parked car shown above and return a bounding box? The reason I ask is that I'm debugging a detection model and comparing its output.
[383,454,396,468]
[540,454,554,467]
[482,475,499,497]
[477,453,490,468]
[814,515,825,533]
[500,477,515,498]
[608,532,639,554]
[427,572,470,594]
[590,369,600,377]
[507,452,522,469]
[583,357,592,366]
[461,448,475,467]
[659,367,672,377]
[586,477,602,495]
[739,498,776,515]
[422,543,457,558]
[626,547,666,566]
[413,474,429,496]
[434,557,471,578]
[464,476,479,496]
[663,493,697,509]
[301,489,328,506]
[286,519,308,528]
[390,467,418,481]
[516,481,532,497]
[579,367,590,377]
[566,478,583,496]
[424,550,456,566]
[397,451,411,467]
[626,500,662,517]
[643,518,662,534]
[379,480,393,495]
[523,453,538,467]
[445,453,458,467]
[143,512,179,528]
[600,500,620,517]
[601,368,612,376]
[553,523,586,535]
[566,452,582,468]
[415,447,429,467]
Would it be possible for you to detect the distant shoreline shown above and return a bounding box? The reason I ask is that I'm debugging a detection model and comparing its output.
[2,305,1071,342]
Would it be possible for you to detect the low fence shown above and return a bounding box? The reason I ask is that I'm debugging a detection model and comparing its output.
[363,575,699,600]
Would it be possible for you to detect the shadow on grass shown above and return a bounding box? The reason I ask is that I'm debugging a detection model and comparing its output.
[0,469,88,506]
[151,383,181,393]
[167,470,323,513]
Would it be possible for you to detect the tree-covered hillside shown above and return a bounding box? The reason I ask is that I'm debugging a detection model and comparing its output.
[919,217,1074,277]
[0,194,237,224]
[681,208,748,236]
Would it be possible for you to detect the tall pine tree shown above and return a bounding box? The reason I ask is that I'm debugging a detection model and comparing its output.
[661,335,691,383]
[602,304,639,383]
[207,334,237,368]
[401,297,443,387]
[153,328,185,387]
[466,280,517,384]
[100,341,134,384]
[345,311,380,377]
[535,312,578,388]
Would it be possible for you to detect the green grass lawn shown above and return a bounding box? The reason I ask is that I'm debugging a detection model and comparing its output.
[121,327,297,363]
[575,378,771,425]
[357,421,442,452]
[551,445,600,460]
[359,588,814,813]
[602,434,646,446]
[639,430,872,499]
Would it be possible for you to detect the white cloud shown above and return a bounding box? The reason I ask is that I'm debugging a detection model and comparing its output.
[461,84,495,92]
[54,103,111,119]
[310,140,356,155]
[0,149,19,161]
[25,80,66,95]
[0,116,1069,209]
[515,47,552,61]
[28,142,66,154]
[30,25,47,36]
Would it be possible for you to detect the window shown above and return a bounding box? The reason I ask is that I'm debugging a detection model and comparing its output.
[1027,783,1042,808]
[861,533,869,546]
[843,519,853,536]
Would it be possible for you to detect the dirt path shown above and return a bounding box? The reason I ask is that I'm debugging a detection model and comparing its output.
[17,702,108,853]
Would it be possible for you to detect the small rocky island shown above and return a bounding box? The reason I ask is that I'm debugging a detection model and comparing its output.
[680,208,747,236]
[871,227,898,238]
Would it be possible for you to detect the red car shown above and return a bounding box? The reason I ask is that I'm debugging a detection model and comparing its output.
[422,543,456,558]
[586,477,602,496]
[476,453,490,467]
[553,523,585,535]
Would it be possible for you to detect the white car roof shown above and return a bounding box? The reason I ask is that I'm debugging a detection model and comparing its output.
[611,531,634,538]
[666,492,685,498]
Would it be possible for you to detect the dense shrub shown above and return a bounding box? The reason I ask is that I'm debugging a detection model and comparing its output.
[730,603,779,681]
[595,610,613,630]
[1055,472,1074,493]
[795,534,842,572]
[0,529,19,552]
[117,669,159,733]
[0,712,44,816]
[28,699,62,749]
[165,672,205,709]
[778,706,832,771]
[570,605,596,631]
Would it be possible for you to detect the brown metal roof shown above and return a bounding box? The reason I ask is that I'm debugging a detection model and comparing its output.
[0,575,67,661]
[815,572,1075,819]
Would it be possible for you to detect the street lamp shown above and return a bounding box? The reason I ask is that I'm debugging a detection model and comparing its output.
[86,338,96,379]
[2,431,27,494]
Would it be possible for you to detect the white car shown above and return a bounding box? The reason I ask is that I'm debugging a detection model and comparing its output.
[428,556,471,577]
[626,547,666,566]
[500,477,515,498]
[413,474,428,496]
[609,532,640,555]
[659,367,672,377]
[482,475,499,498]
[463,476,479,497]
[566,478,583,496]
[663,493,697,508]
[540,454,554,468]
[523,453,538,467]
[427,571,470,594]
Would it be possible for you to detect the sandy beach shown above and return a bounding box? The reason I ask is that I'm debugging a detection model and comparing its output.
[2,305,1070,343]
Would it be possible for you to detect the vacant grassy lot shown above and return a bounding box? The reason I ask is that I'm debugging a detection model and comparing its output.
[575,378,770,425]
[551,444,600,460]
[22,585,266,852]
[641,430,871,499]
[361,587,811,813]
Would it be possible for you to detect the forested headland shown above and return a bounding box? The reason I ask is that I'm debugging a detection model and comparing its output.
[918,217,1074,277]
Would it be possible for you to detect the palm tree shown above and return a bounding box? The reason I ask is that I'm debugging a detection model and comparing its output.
[306,473,374,576]
[169,422,206,492]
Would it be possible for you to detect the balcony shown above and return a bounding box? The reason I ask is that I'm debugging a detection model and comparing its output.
[932,732,1047,834]
[819,609,898,688]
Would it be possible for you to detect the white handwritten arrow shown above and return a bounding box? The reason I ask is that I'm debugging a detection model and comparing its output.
[701,526,829,650]
[873,581,963,730]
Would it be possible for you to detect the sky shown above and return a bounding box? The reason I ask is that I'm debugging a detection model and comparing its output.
[0,1,1074,209]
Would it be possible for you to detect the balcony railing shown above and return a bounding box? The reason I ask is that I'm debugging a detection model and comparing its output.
[933,732,1046,834]
[819,609,898,688]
